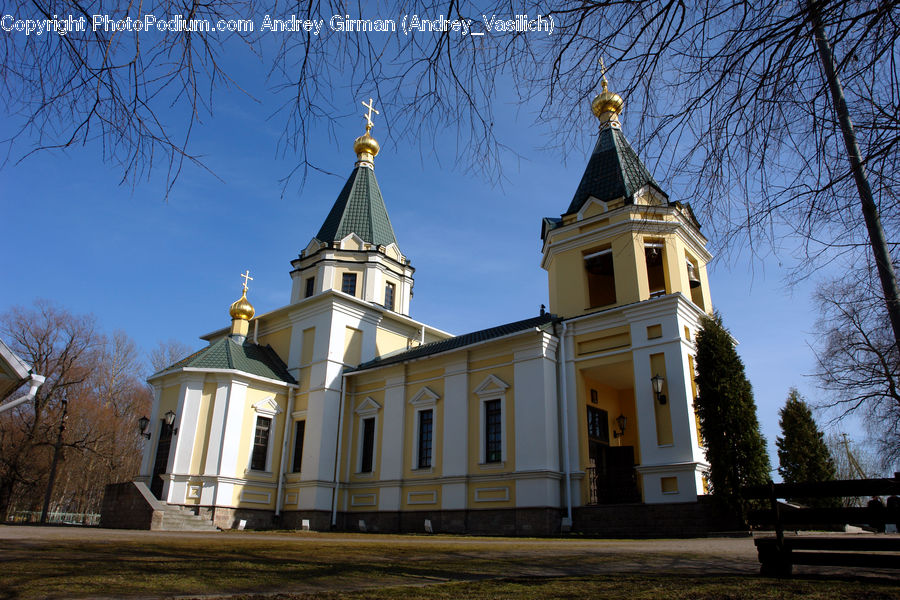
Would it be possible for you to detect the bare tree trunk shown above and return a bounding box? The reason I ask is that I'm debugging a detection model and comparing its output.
[808,0,900,351]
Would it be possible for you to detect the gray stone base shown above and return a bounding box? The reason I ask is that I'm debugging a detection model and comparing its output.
[572,497,743,537]
[337,507,565,536]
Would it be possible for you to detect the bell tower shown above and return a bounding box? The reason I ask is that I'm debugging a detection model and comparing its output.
[540,69,712,317]
[289,99,415,315]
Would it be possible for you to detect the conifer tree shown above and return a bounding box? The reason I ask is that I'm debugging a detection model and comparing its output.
[777,389,838,507]
[694,313,771,517]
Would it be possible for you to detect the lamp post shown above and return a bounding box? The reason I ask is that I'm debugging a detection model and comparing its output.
[138,416,151,439]
[40,398,68,525]
[651,374,667,405]
[612,413,627,438]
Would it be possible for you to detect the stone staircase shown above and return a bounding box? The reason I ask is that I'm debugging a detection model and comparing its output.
[100,481,219,532]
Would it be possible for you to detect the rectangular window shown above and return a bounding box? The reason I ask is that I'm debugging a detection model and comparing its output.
[360,417,375,473]
[417,409,433,469]
[250,416,271,471]
[304,277,315,298]
[585,248,616,307]
[291,420,306,473]
[485,399,502,463]
[587,407,609,444]
[341,272,357,296]
[645,243,666,297]
[384,282,396,311]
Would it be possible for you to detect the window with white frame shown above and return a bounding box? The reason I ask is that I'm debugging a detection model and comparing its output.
[474,375,509,465]
[409,387,440,470]
[248,397,282,473]
[354,397,381,474]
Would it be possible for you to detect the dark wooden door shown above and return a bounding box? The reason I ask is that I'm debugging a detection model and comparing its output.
[150,422,173,499]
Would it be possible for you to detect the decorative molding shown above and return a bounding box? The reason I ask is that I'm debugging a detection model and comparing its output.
[407,491,437,505]
[239,490,272,504]
[252,397,282,416]
[355,396,381,417]
[409,386,440,406]
[351,493,377,507]
[474,487,510,502]
[187,485,201,499]
[473,374,509,398]
[576,197,609,221]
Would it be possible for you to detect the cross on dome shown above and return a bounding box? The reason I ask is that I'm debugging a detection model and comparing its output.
[362,98,379,132]
[240,269,253,292]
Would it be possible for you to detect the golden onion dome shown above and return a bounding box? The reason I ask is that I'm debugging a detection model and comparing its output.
[591,78,624,119]
[353,131,380,160]
[229,289,255,321]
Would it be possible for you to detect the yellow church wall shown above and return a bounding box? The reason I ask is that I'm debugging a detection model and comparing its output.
[468,482,516,508]
[467,361,516,474]
[158,384,181,424]
[344,327,363,365]
[346,388,385,482]
[333,266,363,298]
[233,387,288,509]
[347,486,379,512]
[649,353,674,446]
[375,325,408,357]
[188,379,218,477]
[257,326,292,364]
[401,484,441,510]
[403,378,444,478]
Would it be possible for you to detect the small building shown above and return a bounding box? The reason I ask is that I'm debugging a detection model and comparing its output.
[115,79,715,535]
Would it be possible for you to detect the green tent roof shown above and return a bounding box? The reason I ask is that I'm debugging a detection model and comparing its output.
[156,337,296,384]
[315,166,398,247]
[565,126,665,216]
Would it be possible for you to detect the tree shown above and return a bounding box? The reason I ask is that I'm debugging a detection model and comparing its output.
[0,301,149,520]
[814,266,900,469]
[776,388,837,507]
[694,313,771,517]
[149,339,195,374]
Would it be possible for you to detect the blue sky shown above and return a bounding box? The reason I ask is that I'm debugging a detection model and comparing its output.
[0,19,864,475]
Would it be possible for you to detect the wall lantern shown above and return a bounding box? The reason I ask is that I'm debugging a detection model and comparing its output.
[612,414,627,438]
[164,410,177,426]
[651,374,667,405]
[138,416,151,439]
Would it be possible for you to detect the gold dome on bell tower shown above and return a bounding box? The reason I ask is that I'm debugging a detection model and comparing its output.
[591,58,624,127]
[354,98,381,167]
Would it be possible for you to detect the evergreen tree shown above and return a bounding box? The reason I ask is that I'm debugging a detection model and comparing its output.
[694,313,772,517]
[777,389,838,507]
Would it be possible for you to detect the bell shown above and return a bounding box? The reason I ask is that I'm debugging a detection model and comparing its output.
[687,261,702,289]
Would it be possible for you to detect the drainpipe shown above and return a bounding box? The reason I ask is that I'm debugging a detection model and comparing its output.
[331,371,348,527]
[0,374,46,414]
[275,387,295,517]
[557,321,573,528]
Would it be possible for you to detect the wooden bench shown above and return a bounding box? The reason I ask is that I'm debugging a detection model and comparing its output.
[743,476,900,576]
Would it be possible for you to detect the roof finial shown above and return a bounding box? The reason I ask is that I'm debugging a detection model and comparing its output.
[362,98,379,133]
[240,269,253,293]
[591,56,624,128]
[354,98,381,167]
[230,270,255,322]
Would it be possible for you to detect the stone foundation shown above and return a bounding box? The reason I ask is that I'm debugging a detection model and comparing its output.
[572,497,743,537]
[100,482,157,529]
[337,507,565,536]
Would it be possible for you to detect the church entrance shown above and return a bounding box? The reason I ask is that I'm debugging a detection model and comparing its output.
[150,421,174,499]
[587,407,640,504]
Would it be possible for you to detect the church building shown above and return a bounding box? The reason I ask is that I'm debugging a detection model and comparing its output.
[124,76,714,535]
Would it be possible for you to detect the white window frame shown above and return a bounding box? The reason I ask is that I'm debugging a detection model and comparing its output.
[409,387,439,471]
[354,397,381,475]
[247,397,282,474]
[474,375,509,465]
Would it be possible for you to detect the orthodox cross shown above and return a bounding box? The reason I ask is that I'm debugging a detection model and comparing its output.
[240,270,253,293]
[362,98,379,132]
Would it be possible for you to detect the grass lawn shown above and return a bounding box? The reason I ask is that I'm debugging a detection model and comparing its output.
[1,530,898,599]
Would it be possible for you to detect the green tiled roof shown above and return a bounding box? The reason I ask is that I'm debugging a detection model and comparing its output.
[565,126,665,216]
[155,337,296,384]
[315,166,398,247]
[352,314,555,373]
